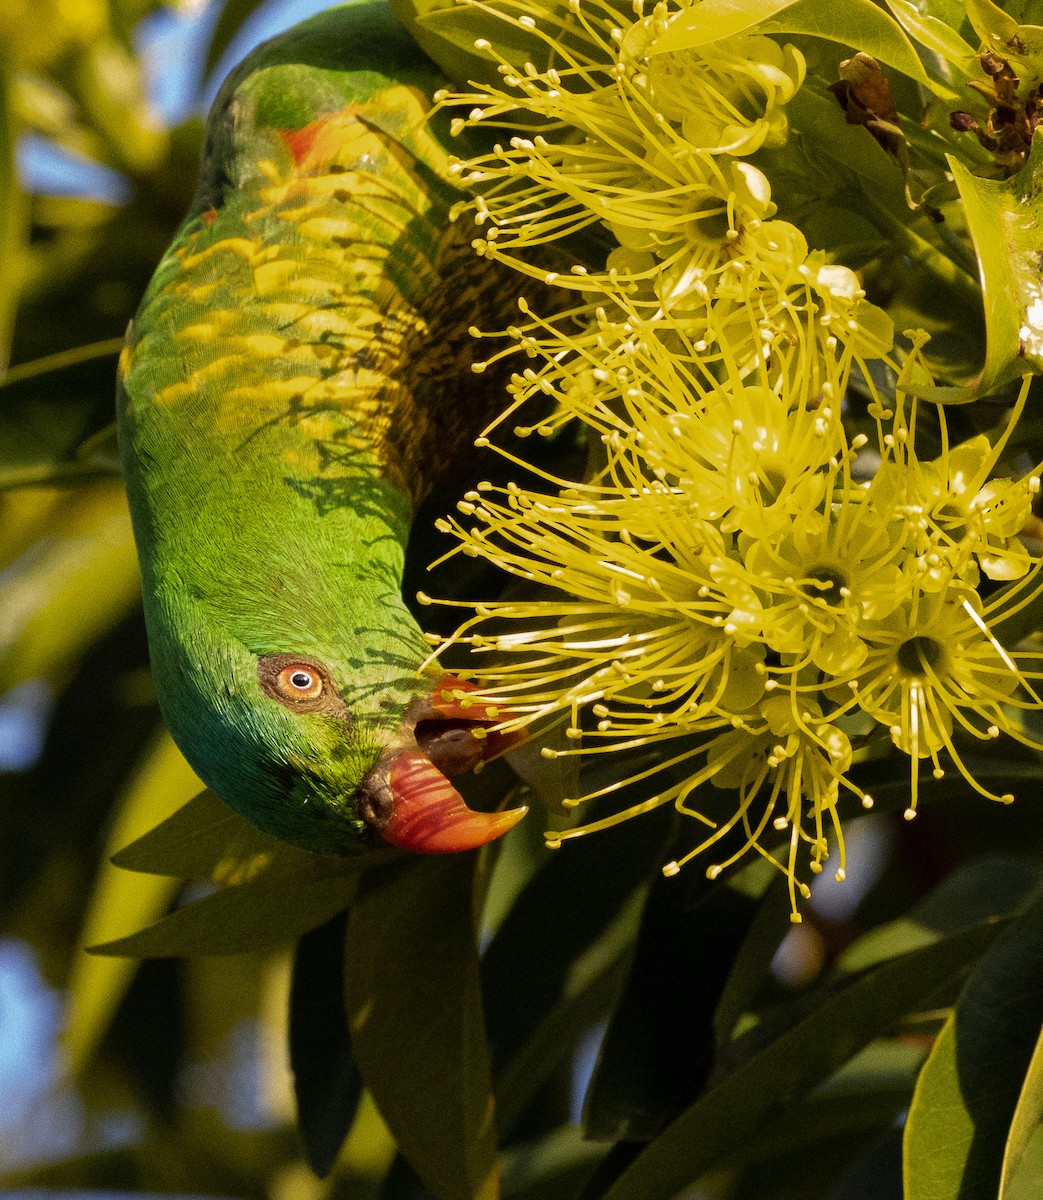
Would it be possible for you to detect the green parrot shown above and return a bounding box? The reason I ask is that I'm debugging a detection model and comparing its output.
[116,2,526,856]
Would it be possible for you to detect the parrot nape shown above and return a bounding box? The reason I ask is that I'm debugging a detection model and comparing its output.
[116,2,527,856]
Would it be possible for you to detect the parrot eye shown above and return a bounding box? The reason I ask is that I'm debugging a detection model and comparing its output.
[281,665,322,698]
[257,653,346,716]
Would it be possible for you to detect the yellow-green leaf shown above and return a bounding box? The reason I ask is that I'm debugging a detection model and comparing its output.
[1000,1025,1043,1198]
[0,59,26,372]
[646,0,934,91]
[905,887,1043,1200]
[111,786,349,887]
[63,728,203,1073]
[0,478,140,689]
[948,145,1043,399]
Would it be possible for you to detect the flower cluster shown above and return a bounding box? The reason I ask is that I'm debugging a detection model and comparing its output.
[429,0,1043,916]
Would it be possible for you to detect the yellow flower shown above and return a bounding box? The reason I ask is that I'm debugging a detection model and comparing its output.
[841,586,1043,817]
[434,0,1043,918]
[445,0,803,292]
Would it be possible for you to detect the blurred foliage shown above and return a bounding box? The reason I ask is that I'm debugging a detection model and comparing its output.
[5,2,1043,1200]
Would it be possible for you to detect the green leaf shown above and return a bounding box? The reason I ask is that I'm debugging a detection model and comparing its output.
[583,855,777,1141]
[885,0,977,73]
[495,927,629,1137]
[1003,1124,1043,1200]
[501,1126,606,1199]
[110,786,345,886]
[837,857,1043,976]
[713,871,792,1047]
[727,1054,922,1200]
[388,0,546,89]
[644,0,935,91]
[345,854,498,1200]
[599,918,1004,1200]
[482,798,672,1083]
[904,885,1043,1200]
[88,865,359,957]
[290,911,362,1178]
[945,144,1043,400]
[966,0,1039,54]
[63,728,202,1073]
[1001,1025,1043,1198]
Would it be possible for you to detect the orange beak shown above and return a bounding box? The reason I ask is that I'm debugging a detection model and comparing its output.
[359,674,527,854]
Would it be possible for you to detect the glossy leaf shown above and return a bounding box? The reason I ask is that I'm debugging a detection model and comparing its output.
[388,0,557,89]
[645,0,936,91]
[904,885,1043,1200]
[345,853,498,1200]
[837,857,1043,976]
[599,918,1003,1200]
[884,0,977,72]
[945,142,1043,401]
[1000,1024,1043,1199]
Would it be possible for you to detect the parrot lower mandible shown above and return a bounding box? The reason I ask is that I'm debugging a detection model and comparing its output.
[116,2,527,856]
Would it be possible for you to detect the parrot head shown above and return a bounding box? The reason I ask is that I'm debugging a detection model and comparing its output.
[148,583,527,857]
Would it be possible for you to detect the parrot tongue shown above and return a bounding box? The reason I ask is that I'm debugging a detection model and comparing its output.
[380,751,527,853]
[360,674,527,854]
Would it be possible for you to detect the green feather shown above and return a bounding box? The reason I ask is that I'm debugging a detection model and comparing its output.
[117,2,511,852]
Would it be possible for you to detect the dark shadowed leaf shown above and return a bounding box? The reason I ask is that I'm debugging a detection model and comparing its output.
[583,854,777,1141]
[482,798,676,1137]
[89,866,359,957]
[345,853,498,1200]
[483,799,674,1074]
[599,918,1004,1200]
[290,910,363,1177]
[713,870,793,1048]
[0,343,124,488]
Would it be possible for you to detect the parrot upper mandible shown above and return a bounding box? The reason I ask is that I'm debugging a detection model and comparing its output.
[116,2,527,856]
